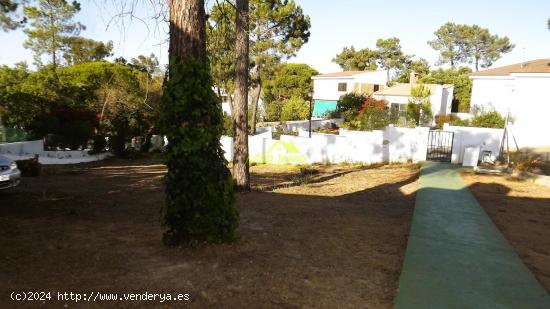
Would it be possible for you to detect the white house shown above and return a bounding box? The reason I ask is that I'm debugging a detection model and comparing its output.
[311,70,388,117]
[470,59,550,148]
[373,82,454,117]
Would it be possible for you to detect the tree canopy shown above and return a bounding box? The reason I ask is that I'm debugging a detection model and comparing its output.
[332,37,410,83]
[1,0,24,31]
[62,37,113,65]
[376,37,409,80]
[332,46,378,71]
[262,63,318,121]
[428,22,514,71]
[23,0,85,68]
[420,66,472,112]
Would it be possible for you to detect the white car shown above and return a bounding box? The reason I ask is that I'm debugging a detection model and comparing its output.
[0,155,21,190]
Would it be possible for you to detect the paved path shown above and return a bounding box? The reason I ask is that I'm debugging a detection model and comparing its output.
[395,162,550,308]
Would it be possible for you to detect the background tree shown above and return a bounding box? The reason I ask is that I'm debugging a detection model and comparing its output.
[1,0,24,31]
[396,58,430,83]
[0,61,161,152]
[23,0,84,68]
[332,46,378,71]
[129,53,160,76]
[420,66,472,112]
[263,63,317,121]
[62,37,113,65]
[247,0,310,133]
[207,1,236,110]
[428,22,468,66]
[429,22,514,71]
[159,0,238,244]
[406,84,432,126]
[232,0,250,190]
[462,25,514,71]
[376,37,409,83]
[208,0,310,133]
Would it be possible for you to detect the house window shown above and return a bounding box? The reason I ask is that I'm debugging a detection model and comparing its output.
[373,84,380,92]
[337,83,347,92]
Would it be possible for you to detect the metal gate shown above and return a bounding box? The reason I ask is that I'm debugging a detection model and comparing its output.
[426,130,454,162]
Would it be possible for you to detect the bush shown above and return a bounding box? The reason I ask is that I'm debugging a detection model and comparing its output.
[90,134,107,154]
[264,100,284,122]
[30,108,97,150]
[223,114,233,137]
[470,111,505,128]
[342,97,389,131]
[280,97,310,121]
[434,114,470,128]
[337,93,366,113]
[16,156,42,177]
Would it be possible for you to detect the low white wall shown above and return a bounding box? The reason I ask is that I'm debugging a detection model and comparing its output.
[443,124,503,164]
[0,140,44,156]
[223,126,429,165]
[0,139,108,165]
[259,118,343,133]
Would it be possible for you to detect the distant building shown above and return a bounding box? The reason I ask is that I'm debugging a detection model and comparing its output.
[311,71,388,117]
[373,81,454,118]
[469,59,550,148]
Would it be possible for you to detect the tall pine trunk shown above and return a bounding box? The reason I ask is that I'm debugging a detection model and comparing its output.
[250,81,261,135]
[160,0,238,244]
[232,0,250,190]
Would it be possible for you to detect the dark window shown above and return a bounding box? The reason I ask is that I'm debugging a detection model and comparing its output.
[338,83,347,92]
[373,84,380,92]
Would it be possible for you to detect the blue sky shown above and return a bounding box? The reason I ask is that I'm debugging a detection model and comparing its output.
[1,0,549,73]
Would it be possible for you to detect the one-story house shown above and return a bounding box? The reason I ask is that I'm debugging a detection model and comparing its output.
[372,82,454,118]
[311,70,388,117]
[469,59,550,148]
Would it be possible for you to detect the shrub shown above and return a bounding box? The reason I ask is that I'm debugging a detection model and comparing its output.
[405,102,433,126]
[510,149,541,172]
[30,108,97,150]
[470,110,505,128]
[407,84,433,126]
[16,156,42,177]
[108,112,132,157]
[337,93,366,113]
[358,106,390,131]
[264,100,284,122]
[90,134,107,154]
[280,97,310,121]
[222,114,233,137]
[434,114,470,128]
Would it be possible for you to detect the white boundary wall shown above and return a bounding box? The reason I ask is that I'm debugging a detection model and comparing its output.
[0,139,109,164]
[223,126,430,165]
[443,124,503,164]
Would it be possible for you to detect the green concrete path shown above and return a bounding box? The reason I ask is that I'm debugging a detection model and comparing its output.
[395,162,550,308]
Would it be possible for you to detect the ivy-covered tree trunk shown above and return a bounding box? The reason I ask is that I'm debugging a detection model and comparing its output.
[232,0,250,190]
[160,0,238,244]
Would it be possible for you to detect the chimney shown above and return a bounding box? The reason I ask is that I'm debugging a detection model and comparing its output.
[409,71,417,85]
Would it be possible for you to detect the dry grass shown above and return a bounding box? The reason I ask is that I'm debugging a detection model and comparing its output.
[0,158,419,308]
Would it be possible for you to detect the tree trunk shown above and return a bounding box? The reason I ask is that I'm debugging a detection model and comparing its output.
[232,0,250,190]
[475,57,479,72]
[227,92,234,115]
[162,0,238,244]
[250,81,261,134]
[168,0,206,65]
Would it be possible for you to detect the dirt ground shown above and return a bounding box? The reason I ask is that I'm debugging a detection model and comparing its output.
[0,157,419,308]
[462,172,550,292]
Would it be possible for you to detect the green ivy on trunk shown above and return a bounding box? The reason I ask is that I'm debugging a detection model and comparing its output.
[159,59,238,244]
